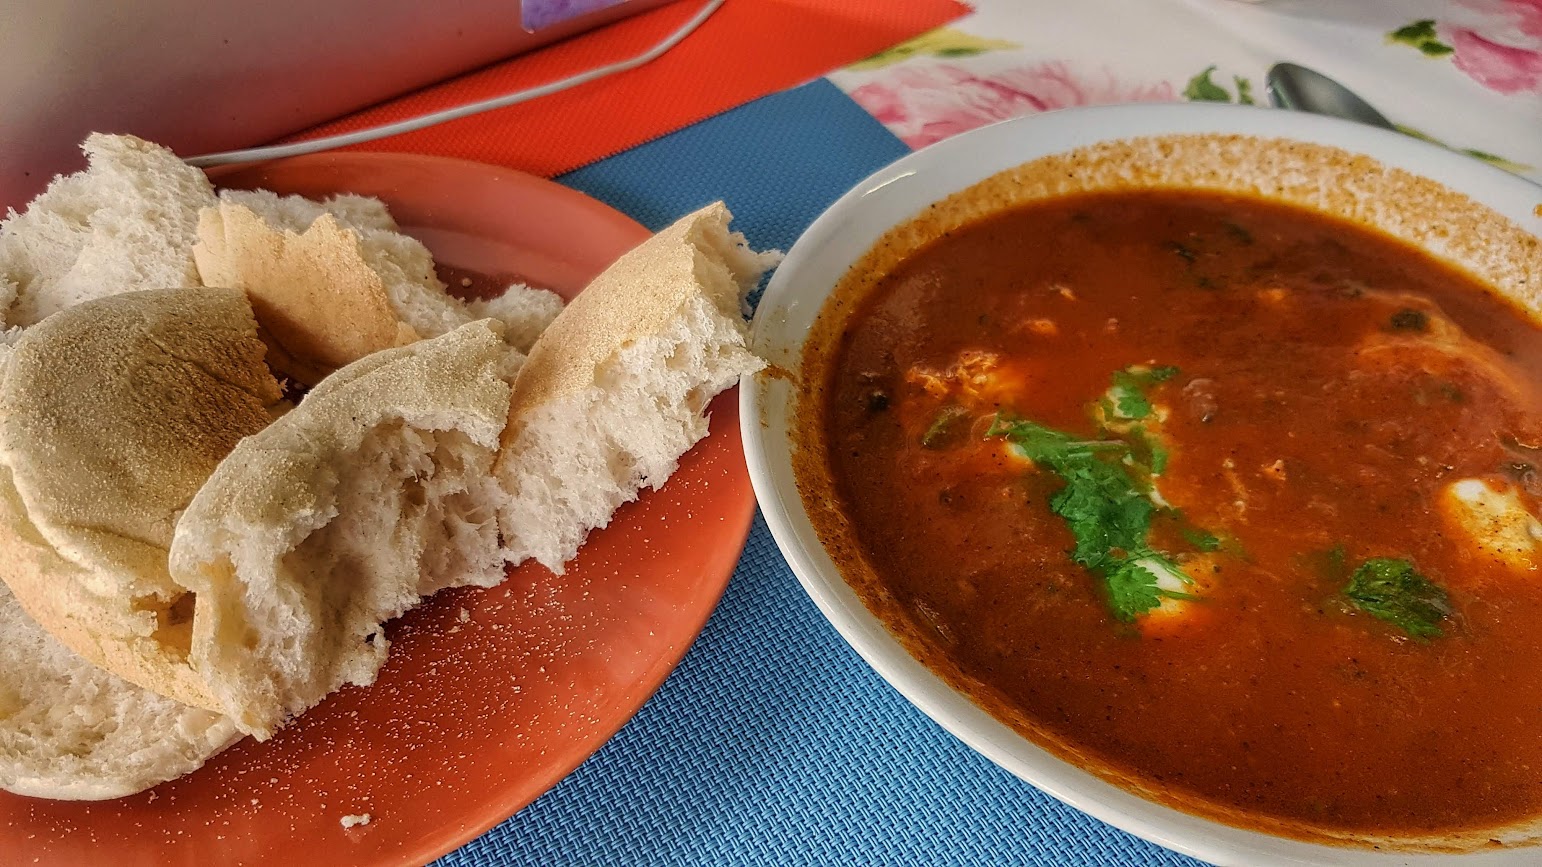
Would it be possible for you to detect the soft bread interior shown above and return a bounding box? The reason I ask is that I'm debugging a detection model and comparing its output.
[0,581,239,801]
[0,135,215,328]
[0,188,775,794]
[465,286,565,356]
[495,202,777,572]
[168,320,518,738]
[0,288,281,711]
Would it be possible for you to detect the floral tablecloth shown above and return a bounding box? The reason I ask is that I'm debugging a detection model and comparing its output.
[830,0,1542,183]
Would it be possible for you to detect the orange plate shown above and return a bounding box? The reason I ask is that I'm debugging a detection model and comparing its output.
[0,153,756,866]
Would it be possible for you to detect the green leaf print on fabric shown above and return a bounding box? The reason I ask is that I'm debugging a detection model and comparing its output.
[1234,75,1256,105]
[1395,124,1533,173]
[848,28,1020,71]
[1389,20,1456,57]
[1183,67,1257,105]
[1183,66,1232,102]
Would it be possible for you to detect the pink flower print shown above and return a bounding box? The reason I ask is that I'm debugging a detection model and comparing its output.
[1457,0,1542,40]
[1439,0,1542,92]
[1509,0,1542,38]
[849,62,1176,150]
[1449,27,1542,92]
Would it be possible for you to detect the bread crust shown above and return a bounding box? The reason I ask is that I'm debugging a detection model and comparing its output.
[0,582,241,800]
[492,202,775,571]
[168,319,515,736]
[501,202,771,443]
[0,289,281,711]
[195,203,418,385]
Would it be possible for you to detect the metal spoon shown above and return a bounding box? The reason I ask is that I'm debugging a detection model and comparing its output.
[1265,62,1397,131]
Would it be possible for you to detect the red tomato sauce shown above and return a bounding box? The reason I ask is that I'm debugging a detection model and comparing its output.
[810,190,1542,841]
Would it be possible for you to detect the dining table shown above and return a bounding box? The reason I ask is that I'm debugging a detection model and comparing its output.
[74,0,1541,864]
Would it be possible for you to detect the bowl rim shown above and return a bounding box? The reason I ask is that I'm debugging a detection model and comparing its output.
[740,101,1542,867]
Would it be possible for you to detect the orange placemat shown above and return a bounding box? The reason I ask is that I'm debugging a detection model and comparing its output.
[293,0,966,176]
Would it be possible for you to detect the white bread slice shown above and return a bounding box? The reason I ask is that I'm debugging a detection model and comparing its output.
[0,135,215,328]
[219,188,398,234]
[467,286,565,356]
[495,202,777,572]
[0,288,282,712]
[167,320,518,738]
[194,197,563,382]
[217,188,565,352]
[194,203,419,385]
[0,581,239,801]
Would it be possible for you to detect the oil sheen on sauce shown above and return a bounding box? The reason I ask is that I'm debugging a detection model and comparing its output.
[814,190,1542,842]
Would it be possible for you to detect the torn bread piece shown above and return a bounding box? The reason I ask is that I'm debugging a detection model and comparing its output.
[194,197,563,383]
[219,188,400,235]
[193,204,418,385]
[0,135,216,328]
[495,202,778,573]
[0,289,282,712]
[167,320,518,738]
[0,581,240,801]
[217,188,565,350]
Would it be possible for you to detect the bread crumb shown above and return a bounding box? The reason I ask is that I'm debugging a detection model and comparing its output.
[340,813,371,829]
[457,607,470,623]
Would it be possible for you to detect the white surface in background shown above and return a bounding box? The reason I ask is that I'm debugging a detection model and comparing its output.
[827,0,1542,184]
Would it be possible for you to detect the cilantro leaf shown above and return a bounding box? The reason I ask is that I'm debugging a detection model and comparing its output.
[1127,425,1168,476]
[1181,526,1221,552]
[991,416,1195,621]
[1048,452,1153,566]
[1111,372,1154,419]
[1106,559,1165,620]
[1104,366,1180,422]
[921,406,970,449]
[1344,558,1451,639]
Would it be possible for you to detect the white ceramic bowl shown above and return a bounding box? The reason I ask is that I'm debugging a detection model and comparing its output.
[740,102,1542,867]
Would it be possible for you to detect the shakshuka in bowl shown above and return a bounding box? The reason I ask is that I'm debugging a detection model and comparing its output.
[740,103,1542,866]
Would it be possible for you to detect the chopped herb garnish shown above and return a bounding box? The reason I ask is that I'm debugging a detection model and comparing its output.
[1223,222,1254,244]
[990,416,1193,621]
[1389,308,1430,332]
[1127,425,1169,476]
[1103,365,1180,423]
[1106,557,1198,621]
[1111,373,1155,420]
[1181,526,1221,553]
[921,406,970,449]
[1344,557,1451,639]
[1169,241,1199,263]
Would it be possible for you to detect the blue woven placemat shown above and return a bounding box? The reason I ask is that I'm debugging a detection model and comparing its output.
[438,80,1204,867]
